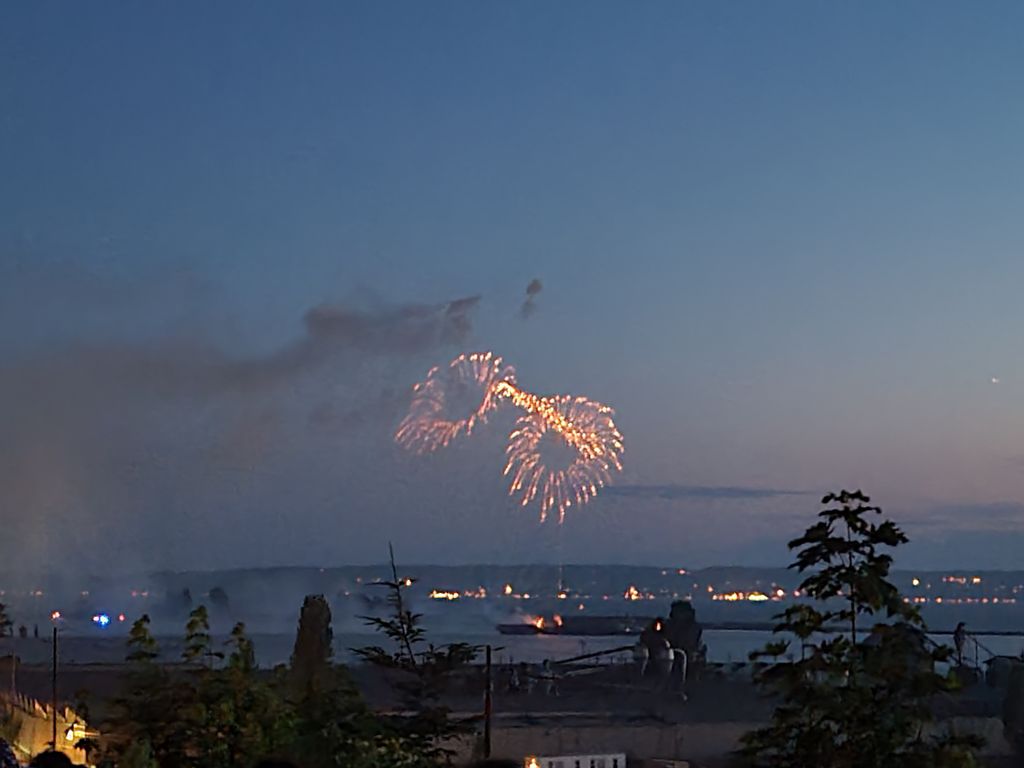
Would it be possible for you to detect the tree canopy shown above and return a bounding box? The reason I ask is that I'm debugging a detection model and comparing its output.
[741,490,981,768]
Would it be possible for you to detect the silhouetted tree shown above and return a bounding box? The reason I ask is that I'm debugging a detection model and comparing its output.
[227,621,256,672]
[93,596,440,768]
[290,595,333,693]
[184,605,223,668]
[180,605,220,766]
[741,490,981,768]
[355,545,479,765]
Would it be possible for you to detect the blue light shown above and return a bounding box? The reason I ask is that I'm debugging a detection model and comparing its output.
[93,613,110,627]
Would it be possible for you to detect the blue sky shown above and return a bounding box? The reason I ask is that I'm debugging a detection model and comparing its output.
[4,2,1024,570]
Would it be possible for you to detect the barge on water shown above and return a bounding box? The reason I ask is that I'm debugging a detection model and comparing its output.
[498,615,651,636]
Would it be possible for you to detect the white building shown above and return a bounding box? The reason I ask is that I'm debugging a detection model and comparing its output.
[524,753,627,768]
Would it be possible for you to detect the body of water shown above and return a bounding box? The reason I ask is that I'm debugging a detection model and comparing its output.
[7,628,1023,667]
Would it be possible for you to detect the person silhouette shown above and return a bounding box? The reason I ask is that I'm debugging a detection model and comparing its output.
[953,622,967,665]
[29,752,74,768]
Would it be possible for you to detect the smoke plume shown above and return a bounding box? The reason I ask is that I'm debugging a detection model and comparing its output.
[0,287,481,574]
[520,278,543,319]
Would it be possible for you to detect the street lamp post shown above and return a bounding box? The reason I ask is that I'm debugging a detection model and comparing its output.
[49,613,60,751]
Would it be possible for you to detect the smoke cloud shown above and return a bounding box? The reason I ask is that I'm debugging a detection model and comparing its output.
[520,278,543,319]
[0,286,481,574]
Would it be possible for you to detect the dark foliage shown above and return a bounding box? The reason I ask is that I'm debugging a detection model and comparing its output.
[290,595,334,694]
[354,544,480,765]
[741,490,982,768]
[96,594,458,768]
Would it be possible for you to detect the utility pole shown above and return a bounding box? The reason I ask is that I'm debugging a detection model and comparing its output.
[483,644,492,758]
[51,624,57,750]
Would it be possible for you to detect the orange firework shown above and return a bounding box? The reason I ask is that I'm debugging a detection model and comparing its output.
[503,395,624,523]
[395,352,514,454]
[396,352,624,522]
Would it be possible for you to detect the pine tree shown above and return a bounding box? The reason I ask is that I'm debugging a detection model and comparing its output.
[741,490,982,768]
[181,606,225,767]
[125,614,159,663]
[184,605,223,668]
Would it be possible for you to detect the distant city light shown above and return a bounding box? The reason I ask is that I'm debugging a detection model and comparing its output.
[92,613,111,627]
[118,613,126,622]
[911,578,920,587]
[503,583,513,595]
[50,610,61,621]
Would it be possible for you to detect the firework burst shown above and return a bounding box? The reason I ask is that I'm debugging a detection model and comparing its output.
[396,352,625,522]
[502,394,624,523]
[394,352,514,454]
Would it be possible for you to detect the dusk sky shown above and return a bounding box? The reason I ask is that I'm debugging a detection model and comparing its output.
[4,2,1024,572]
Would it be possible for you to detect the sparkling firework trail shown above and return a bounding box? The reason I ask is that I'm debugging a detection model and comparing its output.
[396,352,625,522]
